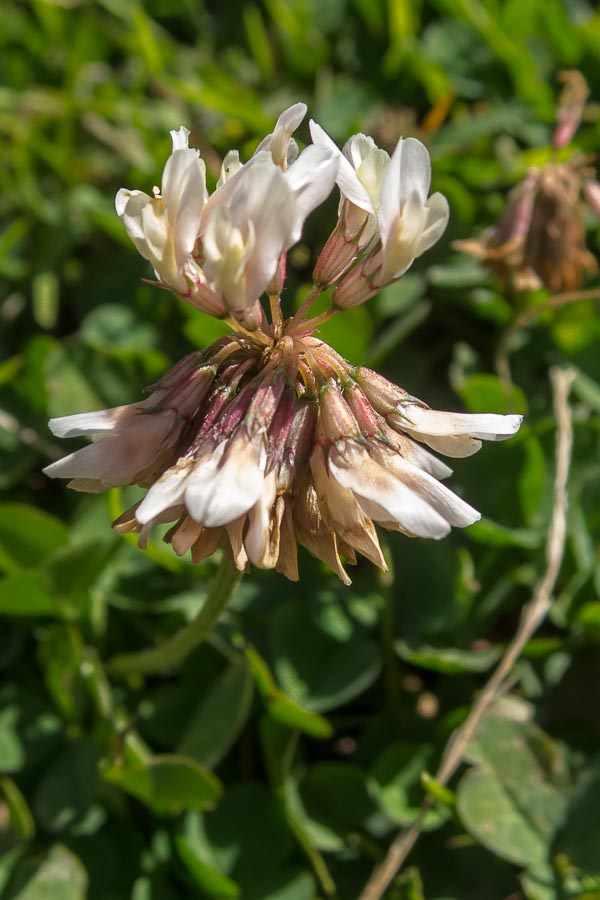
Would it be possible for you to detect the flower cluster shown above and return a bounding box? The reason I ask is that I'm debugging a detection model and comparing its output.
[45,103,522,582]
[455,71,600,293]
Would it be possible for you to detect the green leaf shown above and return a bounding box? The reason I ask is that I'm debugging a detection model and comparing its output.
[299,763,374,833]
[518,435,547,522]
[0,572,59,616]
[245,645,333,739]
[395,640,501,674]
[38,625,85,720]
[0,686,62,773]
[175,836,241,898]
[0,504,68,574]
[201,783,293,886]
[33,739,99,832]
[458,374,528,415]
[369,742,449,830]
[4,844,88,900]
[44,538,117,599]
[178,662,254,768]
[269,601,381,712]
[45,342,103,418]
[80,303,157,354]
[557,769,600,874]
[457,716,568,868]
[576,602,600,642]
[467,518,543,548]
[457,767,562,868]
[103,755,222,814]
[0,776,35,840]
[267,695,333,739]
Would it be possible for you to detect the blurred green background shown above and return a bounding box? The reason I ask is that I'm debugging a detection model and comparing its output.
[2,1,600,898]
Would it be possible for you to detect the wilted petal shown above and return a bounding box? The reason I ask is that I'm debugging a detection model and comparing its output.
[44,410,179,489]
[245,471,282,568]
[185,432,267,527]
[310,444,386,569]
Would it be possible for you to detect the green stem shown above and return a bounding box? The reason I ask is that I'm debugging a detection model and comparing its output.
[107,555,240,677]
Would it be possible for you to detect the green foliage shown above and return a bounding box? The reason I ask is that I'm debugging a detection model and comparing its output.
[2,0,600,897]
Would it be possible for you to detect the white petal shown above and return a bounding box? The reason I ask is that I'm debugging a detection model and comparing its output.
[136,467,190,524]
[170,125,190,151]
[185,433,267,527]
[379,137,431,245]
[374,448,480,529]
[328,444,450,539]
[217,150,242,188]
[309,120,374,213]
[343,133,379,170]
[256,102,307,166]
[48,407,125,438]
[115,190,153,241]
[395,437,453,479]
[392,408,523,440]
[329,441,480,539]
[405,432,483,458]
[416,192,450,256]
[245,470,278,567]
[284,143,339,243]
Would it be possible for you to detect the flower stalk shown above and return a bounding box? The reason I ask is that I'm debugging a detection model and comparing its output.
[107,553,240,676]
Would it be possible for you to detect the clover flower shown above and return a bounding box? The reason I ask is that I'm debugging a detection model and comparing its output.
[309,122,450,306]
[45,104,522,583]
[455,70,600,293]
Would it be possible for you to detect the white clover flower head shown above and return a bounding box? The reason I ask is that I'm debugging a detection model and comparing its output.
[48,103,524,582]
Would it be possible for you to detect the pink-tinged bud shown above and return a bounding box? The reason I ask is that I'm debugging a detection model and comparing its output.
[279,401,317,490]
[153,351,205,391]
[244,370,286,436]
[185,265,228,318]
[332,251,381,309]
[158,364,217,420]
[318,383,361,442]
[584,180,600,217]
[552,70,589,150]
[232,299,264,332]
[506,174,537,241]
[354,367,409,415]
[313,225,358,287]
[343,382,382,439]
[193,368,253,441]
[266,386,296,471]
[267,253,287,296]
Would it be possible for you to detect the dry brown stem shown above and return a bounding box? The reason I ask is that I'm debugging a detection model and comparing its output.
[358,366,575,900]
